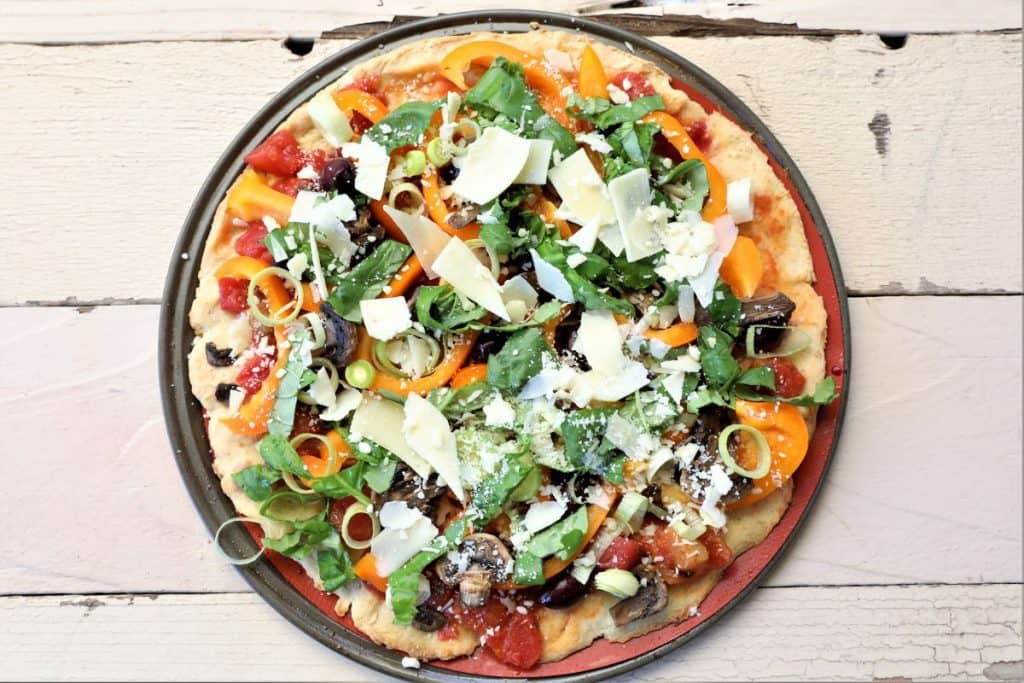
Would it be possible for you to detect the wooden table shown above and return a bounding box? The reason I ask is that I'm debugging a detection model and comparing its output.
[2,3,1021,681]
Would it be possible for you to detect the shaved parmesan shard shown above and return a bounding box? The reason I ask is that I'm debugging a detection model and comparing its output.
[567,216,601,253]
[307,90,353,147]
[587,360,650,402]
[713,214,738,255]
[371,503,439,576]
[500,275,539,310]
[547,149,616,227]
[575,131,612,154]
[402,394,464,501]
[383,205,450,278]
[572,310,625,376]
[307,367,337,407]
[451,127,532,204]
[431,238,510,321]
[727,177,755,223]
[513,138,554,185]
[689,252,725,308]
[598,223,625,256]
[524,501,567,534]
[677,284,696,323]
[289,190,321,224]
[318,387,362,422]
[351,397,431,479]
[530,249,575,303]
[360,297,412,341]
[340,138,389,200]
[608,168,663,263]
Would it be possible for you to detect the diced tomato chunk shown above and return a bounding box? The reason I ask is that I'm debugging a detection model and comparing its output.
[305,148,329,173]
[450,596,507,636]
[348,112,374,136]
[269,176,304,197]
[217,277,249,314]
[760,357,806,398]
[686,119,712,153]
[699,528,733,571]
[638,524,709,585]
[291,404,327,438]
[485,611,543,670]
[597,535,643,570]
[235,350,275,395]
[342,74,383,97]
[244,130,305,177]
[234,221,271,262]
[610,71,656,100]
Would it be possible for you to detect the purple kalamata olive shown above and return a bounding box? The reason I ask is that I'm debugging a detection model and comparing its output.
[538,574,587,609]
[438,162,459,184]
[205,342,235,367]
[319,157,357,195]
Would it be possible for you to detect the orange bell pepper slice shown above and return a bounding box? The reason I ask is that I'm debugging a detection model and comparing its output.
[643,321,698,348]
[578,44,609,99]
[369,199,406,242]
[226,168,295,225]
[450,363,488,389]
[332,89,388,124]
[421,169,481,239]
[642,111,727,221]
[729,400,810,508]
[539,198,573,239]
[220,326,288,437]
[355,328,480,397]
[353,553,389,593]
[719,235,763,298]
[385,255,424,298]
[216,256,295,316]
[439,41,574,128]
[541,304,572,348]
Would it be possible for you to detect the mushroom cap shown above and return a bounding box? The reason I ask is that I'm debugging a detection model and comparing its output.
[610,566,668,626]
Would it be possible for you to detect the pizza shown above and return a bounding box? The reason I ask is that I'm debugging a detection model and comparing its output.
[187,28,838,671]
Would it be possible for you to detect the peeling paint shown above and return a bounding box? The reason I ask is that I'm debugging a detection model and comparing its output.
[869,112,891,157]
[59,597,104,614]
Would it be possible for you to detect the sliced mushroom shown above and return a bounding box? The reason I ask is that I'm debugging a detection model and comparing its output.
[446,203,480,230]
[412,605,448,632]
[348,206,386,264]
[436,533,513,608]
[678,406,752,502]
[319,301,358,368]
[610,566,668,626]
[205,342,235,367]
[373,464,447,516]
[738,292,796,353]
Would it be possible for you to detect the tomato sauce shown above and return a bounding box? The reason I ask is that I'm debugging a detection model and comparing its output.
[610,72,656,100]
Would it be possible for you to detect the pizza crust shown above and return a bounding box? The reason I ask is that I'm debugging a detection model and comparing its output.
[186,27,825,666]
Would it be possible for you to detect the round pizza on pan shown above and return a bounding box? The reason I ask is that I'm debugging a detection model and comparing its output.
[187,29,839,671]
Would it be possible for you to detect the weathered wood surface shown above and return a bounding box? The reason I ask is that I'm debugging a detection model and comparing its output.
[0,1,1019,43]
[3,585,1021,682]
[0,33,1020,305]
[2,296,1020,595]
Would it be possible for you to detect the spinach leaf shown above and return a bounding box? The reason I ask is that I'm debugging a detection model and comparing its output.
[261,517,334,559]
[536,239,634,315]
[362,458,397,494]
[365,101,440,153]
[607,121,657,168]
[415,285,486,331]
[258,433,311,477]
[427,383,495,417]
[466,57,577,157]
[524,506,588,560]
[735,366,776,391]
[602,249,661,291]
[317,547,356,591]
[486,328,554,393]
[459,300,565,333]
[478,205,549,258]
[705,280,742,336]
[469,456,532,525]
[232,465,281,502]
[327,240,412,322]
[560,407,623,481]
[266,328,312,437]
[310,463,371,505]
[697,326,741,390]
[387,519,468,625]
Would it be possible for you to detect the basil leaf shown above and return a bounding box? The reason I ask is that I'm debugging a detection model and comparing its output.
[698,326,740,390]
[317,548,356,591]
[262,517,334,559]
[232,465,281,502]
[266,328,312,438]
[525,506,588,559]
[309,463,370,505]
[327,240,412,322]
[566,94,612,121]
[258,433,310,477]
[513,552,545,586]
[536,239,633,316]
[607,121,657,168]
[560,407,622,479]
[387,519,468,625]
[736,366,776,391]
[415,285,486,331]
[466,57,577,157]
[487,328,554,393]
[365,101,440,153]
[594,95,664,129]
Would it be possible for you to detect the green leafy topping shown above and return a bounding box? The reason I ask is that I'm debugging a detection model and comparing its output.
[524,505,588,560]
[387,519,468,625]
[365,101,440,153]
[560,408,624,482]
[535,239,634,315]
[317,547,356,591]
[466,57,576,157]
[261,516,334,559]
[477,193,551,259]
[734,376,840,407]
[705,280,742,336]
[513,551,545,586]
[468,456,532,525]
[309,463,370,505]
[362,458,397,494]
[603,121,658,180]
[735,366,776,391]
[659,158,710,213]
[258,433,310,477]
[327,240,412,322]
[487,328,554,393]
[568,93,664,129]
[698,326,741,391]
[415,285,486,331]
[266,328,313,438]
[232,465,281,502]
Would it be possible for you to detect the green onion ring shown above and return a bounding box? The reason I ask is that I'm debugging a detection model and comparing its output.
[668,508,706,541]
[403,149,426,177]
[426,137,451,167]
[448,120,481,157]
[281,471,317,495]
[744,325,812,359]
[340,502,380,550]
[344,359,376,389]
[371,329,442,379]
[388,181,426,215]
[302,311,326,350]
[258,490,325,523]
[718,423,772,479]
[246,266,303,327]
[297,358,340,406]
[463,238,501,280]
[214,516,265,566]
[289,432,339,479]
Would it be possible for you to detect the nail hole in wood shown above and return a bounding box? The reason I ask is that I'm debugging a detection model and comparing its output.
[284,37,315,56]
[879,34,908,50]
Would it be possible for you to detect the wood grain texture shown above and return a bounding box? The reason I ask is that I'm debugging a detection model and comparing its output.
[2,585,1021,682]
[2,296,1020,595]
[0,33,1020,305]
[0,1,1019,43]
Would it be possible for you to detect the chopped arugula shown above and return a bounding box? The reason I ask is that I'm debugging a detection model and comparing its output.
[427,383,495,417]
[310,463,371,505]
[697,325,741,391]
[365,101,440,153]
[468,455,532,525]
[258,433,311,477]
[317,546,356,591]
[387,519,468,625]
[327,240,412,322]
[415,285,486,331]
[232,464,281,502]
[487,328,554,393]
[536,239,633,315]
[560,408,624,483]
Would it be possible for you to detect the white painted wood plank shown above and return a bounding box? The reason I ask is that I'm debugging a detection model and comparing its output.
[1,585,1021,681]
[0,1,1018,43]
[1,296,1020,595]
[0,34,1020,304]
